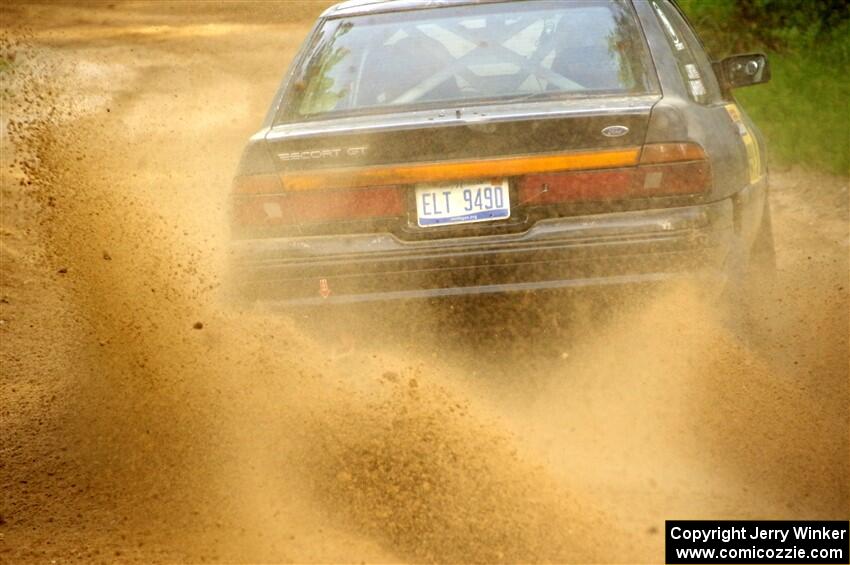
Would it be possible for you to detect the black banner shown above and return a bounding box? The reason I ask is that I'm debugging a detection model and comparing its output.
[666,520,849,564]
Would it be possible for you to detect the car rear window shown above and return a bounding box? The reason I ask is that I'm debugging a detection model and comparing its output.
[281,0,655,121]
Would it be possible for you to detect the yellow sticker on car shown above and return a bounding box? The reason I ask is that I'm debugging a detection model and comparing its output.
[725,103,763,184]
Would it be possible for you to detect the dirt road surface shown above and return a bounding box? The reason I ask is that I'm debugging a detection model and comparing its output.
[1,2,848,563]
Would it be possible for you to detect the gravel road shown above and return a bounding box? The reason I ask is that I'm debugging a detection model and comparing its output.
[1,2,847,563]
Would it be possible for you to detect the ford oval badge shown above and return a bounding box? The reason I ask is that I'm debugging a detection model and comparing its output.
[601,125,630,138]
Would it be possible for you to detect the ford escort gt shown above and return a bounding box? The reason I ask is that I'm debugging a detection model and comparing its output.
[229,0,773,305]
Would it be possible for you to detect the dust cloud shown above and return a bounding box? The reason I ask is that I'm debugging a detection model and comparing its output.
[1,2,847,564]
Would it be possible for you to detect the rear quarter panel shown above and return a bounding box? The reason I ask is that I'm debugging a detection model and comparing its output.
[634,0,771,257]
[633,0,753,201]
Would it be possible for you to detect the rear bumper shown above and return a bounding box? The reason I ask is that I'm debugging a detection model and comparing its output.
[229,199,735,306]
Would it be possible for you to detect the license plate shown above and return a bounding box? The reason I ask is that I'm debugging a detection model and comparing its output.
[415,180,510,227]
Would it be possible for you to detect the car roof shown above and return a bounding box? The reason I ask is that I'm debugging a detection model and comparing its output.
[321,0,518,19]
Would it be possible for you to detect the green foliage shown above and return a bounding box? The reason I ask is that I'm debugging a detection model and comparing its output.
[736,46,849,175]
[299,46,351,115]
[735,0,848,49]
[679,0,848,54]
[680,0,849,175]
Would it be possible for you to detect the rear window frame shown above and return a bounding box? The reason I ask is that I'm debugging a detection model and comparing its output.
[274,0,662,125]
[650,0,723,105]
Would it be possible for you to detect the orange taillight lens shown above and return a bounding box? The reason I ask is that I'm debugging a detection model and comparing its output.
[232,173,283,195]
[270,148,641,193]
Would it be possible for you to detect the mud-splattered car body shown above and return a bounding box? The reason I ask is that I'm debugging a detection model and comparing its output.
[229,0,772,305]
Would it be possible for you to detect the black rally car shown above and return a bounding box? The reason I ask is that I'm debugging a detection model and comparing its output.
[229,0,773,305]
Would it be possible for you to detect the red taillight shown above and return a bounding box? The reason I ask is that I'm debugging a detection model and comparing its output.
[518,142,710,205]
[630,160,711,197]
[231,182,405,227]
[517,170,634,204]
[285,186,405,223]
